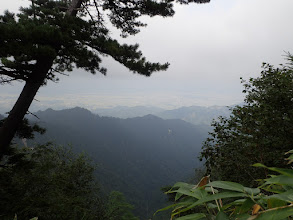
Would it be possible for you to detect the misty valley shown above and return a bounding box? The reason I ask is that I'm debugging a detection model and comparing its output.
[16,106,214,219]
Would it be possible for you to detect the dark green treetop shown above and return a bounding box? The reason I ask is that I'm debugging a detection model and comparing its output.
[200,55,293,186]
[0,144,103,219]
[0,143,140,220]
[0,0,209,83]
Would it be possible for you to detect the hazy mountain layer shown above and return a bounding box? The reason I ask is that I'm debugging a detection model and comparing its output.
[94,106,164,119]
[157,105,231,125]
[27,107,208,219]
[94,105,231,126]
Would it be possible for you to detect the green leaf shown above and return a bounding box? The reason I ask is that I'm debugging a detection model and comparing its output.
[172,192,247,217]
[238,198,255,214]
[253,164,293,178]
[286,154,293,164]
[263,175,293,186]
[215,211,229,220]
[206,181,245,192]
[285,149,293,154]
[207,202,219,209]
[154,203,178,215]
[175,192,184,201]
[205,187,219,193]
[222,198,246,210]
[233,213,251,220]
[244,187,260,195]
[264,190,293,203]
[253,163,267,168]
[171,187,207,200]
[176,213,206,220]
[267,167,293,178]
[173,182,196,189]
[155,197,197,216]
[267,198,287,209]
[254,206,293,220]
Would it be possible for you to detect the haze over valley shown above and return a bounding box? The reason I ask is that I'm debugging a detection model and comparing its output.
[21,107,210,218]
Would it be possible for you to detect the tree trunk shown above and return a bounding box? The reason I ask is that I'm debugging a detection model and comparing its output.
[0,80,43,154]
[0,0,84,156]
[0,59,53,155]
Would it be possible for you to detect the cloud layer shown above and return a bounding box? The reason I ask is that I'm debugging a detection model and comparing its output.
[1,0,292,111]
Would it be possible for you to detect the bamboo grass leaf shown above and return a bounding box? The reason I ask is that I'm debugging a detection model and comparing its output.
[263,175,293,186]
[172,192,247,217]
[253,164,293,177]
[176,213,206,220]
[252,206,293,220]
[215,211,229,220]
[264,190,293,203]
[206,181,245,192]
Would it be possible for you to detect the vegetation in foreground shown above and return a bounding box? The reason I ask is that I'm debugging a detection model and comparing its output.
[200,56,293,186]
[0,144,138,220]
[158,56,293,219]
[159,150,293,219]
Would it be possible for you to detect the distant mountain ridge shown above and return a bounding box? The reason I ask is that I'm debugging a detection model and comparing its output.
[94,105,232,126]
[94,106,164,119]
[28,107,208,219]
[157,105,231,126]
[1,104,233,126]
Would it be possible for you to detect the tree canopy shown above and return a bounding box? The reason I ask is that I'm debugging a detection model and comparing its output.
[0,0,171,83]
[0,144,104,219]
[0,0,210,154]
[0,144,139,220]
[200,56,293,186]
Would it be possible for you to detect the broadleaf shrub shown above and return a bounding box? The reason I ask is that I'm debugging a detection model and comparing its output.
[157,150,293,220]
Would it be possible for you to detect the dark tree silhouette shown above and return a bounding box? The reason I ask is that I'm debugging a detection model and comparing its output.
[0,0,210,155]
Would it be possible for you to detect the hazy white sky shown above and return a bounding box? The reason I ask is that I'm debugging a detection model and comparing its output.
[1,0,293,112]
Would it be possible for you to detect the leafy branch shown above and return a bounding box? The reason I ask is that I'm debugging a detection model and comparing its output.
[157,150,293,220]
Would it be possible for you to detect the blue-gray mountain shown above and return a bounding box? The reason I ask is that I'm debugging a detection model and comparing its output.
[93,106,165,119]
[94,105,232,126]
[23,107,208,219]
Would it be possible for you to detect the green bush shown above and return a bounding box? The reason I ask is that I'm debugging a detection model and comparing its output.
[157,150,293,220]
[0,144,104,220]
[0,144,138,220]
[200,58,293,186]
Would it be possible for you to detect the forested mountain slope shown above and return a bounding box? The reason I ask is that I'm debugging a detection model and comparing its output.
[26,107,207,219]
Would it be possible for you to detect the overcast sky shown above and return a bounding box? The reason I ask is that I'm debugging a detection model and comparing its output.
[1,0,293,112]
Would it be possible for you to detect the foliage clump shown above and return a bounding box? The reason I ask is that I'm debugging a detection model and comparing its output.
[200,56,293,186]
[158,150,293,220]
[0,144,138,220]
